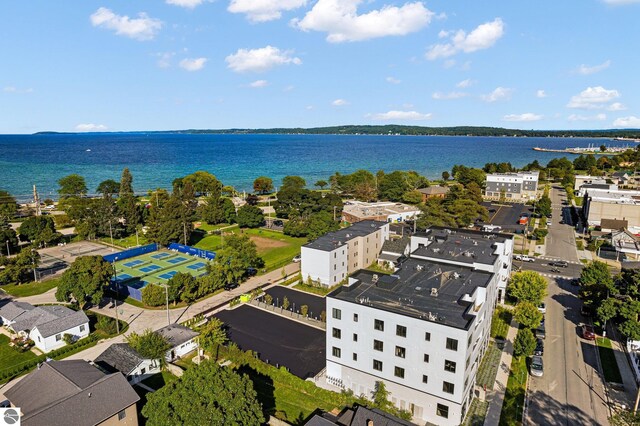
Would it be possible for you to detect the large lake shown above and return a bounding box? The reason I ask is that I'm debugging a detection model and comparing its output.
[0,133,619,200]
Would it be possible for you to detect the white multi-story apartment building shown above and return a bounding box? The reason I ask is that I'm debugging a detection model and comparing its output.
[301,221,390,286]
[484,171,539,200]
[325,257,499,426]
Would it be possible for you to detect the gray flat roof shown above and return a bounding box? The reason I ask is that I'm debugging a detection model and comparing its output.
[328,258,492,330]
[304,220,387,252]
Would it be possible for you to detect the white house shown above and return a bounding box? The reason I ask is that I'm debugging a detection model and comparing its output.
[95,343,161,385]
[155,324,199,362]
[325,256,499,426]
[301,221,390,287]
[0,300,89,353]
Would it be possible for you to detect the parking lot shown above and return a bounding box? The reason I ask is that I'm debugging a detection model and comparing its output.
[214,305,325,379]
[481,202,532,233]
[262,287,326,320]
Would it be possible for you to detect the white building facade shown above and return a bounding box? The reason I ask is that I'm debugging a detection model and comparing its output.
[484,171,539,200]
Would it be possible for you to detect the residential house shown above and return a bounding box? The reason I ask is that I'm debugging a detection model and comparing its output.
[4,359,139,426]
[301,221,390,287]
[612,229,640,261]
[155,324,199,362]
[417,186,450,202]
[342,201,421,224]
[600,218,628,233]
[377,236,411,268]
[95,343,160,385]
[484,171,539,200]
[0,300,89,353]
[612,171,631,185]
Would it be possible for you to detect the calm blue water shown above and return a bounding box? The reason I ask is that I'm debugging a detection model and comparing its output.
[0,133,615,200]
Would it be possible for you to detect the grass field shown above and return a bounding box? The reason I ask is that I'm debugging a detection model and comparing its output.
[499,356,527,426]
[596,337,623,383]
[100,234,148,249]
[194,222,237,232]
[0,334,39,375]
[0,278,60,298]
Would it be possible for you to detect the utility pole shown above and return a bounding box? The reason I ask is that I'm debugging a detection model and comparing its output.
[114,298,120,334]
[33,185,41,216]
[32,249,37,282]
[109,220,114,247]
[135,228,139,246]
[183,222,187,244]
[165,285,170,326]
[5,240,10,256]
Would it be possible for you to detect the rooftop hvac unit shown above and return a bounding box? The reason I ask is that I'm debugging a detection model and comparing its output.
[416,264,424,271]
[453,272,460,279]
[430,288,438,297]
[372,274,379,283]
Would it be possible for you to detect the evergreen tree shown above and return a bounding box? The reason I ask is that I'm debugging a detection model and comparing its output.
[119,168,134,196]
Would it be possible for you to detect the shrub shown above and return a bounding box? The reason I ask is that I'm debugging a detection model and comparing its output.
[142,283,166,307]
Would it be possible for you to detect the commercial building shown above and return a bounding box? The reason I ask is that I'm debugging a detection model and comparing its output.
[582,188,640,233]
[484,171,539,200]
[342,201,421,224]
[574,175,607,192]
[301,221,390,286]
[324,226,512,426]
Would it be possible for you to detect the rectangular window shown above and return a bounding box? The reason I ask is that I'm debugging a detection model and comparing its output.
[444,360,457,373]
[437,404,449,418]
[332,347,341,358]
[374,319,384,331]
[424,354,430,363]
[353,333,358,342]
[332,328,341,339]
[118,410,127,421]
[425,332,431,341]
[468,335,472,347]
[353,353,358,361]
[332,308,341,320]
[446,338,458,351]
[141,368,146,375]
[396,325,407,337]
[394,367,405,378]
[80,325,85,332]
[373,360,383,371]
[55,334,61,341]
[443,381,455,394]
[422,375,428,384]
[373,340,384,351]
[353,313,358,322]
[395,346,406,358]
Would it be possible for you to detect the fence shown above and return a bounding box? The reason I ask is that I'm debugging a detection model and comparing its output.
[103,243,158,263]
[167,243,216,260]
[249,299,326,330]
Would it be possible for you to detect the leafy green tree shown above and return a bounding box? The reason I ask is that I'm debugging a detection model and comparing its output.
[314,180,328,190]
[513,328,537,357]
[609,410,640,426]
[264,294,273,305]
[119,168,134,196]
[372,381,392,411]
[117,194,142,235]
[508,271,548,305]
[199,317,227,352]
[58,174,87,198]
[402,189,423,205]
[0,190,18,221]
[96,179,120,197]
[536,195,552,218]
[597,298,619,327]
[127,329,170,361]
[56,255,113,308]
[253,176,273,194]
[378,171,410,201]
[180,171,223,197]
[441,171,450,181]
[452,165,486,187]
[579,261,615,310]
[18,215,60,247]
[142,360,264,425]
[282,296,290,311]
[142,283,166,307]
[300,305,308,317]
[146,193,194,245]
[281,175,306,191]
[514,302,543,329]
[236,205,265,228]
[619,319,640,341]
[416,199,457,229]
[306,211,339,240]
[0,246,40,285]
[0,218,18,255]
[448,199,488,227]
[532,228,548,240]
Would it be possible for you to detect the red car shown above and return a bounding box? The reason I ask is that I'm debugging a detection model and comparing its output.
[581,324,596,340]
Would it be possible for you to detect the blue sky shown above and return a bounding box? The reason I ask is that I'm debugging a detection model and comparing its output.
[1,0,639,133]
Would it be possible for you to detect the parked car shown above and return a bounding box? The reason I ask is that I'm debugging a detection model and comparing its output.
[530,356,544,377]
[273,219,284,227]
[514,254,534,262]
[546,220,552,226]
[549,260,568,268]
[246,267,258,276]
[224,282,239,291]
[292,254,301,263]
[537,303,546,314]
[534,338,544,356]
[535,324,546,340]
[581,324,596,340]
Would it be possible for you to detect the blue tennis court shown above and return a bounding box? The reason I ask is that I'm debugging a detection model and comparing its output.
[152,253,171,259]
[129,280,148,289]
[124,259,144,268]
[166,257,187,264]
[187,262,206,270]
[158,270,178,280]
[139,264,162,273]
[114,273,132,282]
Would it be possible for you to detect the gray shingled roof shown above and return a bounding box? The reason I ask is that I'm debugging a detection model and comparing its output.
[0,300,37,322]
[5,303,89,337]
[155,324,199,347]
[381,236,410,255]
[35,310,89,338]
[95,343,147,375]
[5,360,139,426]
[348,406,414,426]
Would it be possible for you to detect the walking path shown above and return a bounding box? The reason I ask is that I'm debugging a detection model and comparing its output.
[484,319,518,426]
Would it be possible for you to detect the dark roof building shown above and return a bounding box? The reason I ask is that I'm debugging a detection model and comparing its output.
[304,221,388,252]
[600,218,629,231]
[4,360,139,426]
[0,301,89,337]
[305,405,413,426]
[155,323,199,348]
[95,343,147,376]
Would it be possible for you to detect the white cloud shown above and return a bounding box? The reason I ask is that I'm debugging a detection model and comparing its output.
[456,79,474,88]
[166,0,205,8]
[370,110,432,121]
[607,102,626,111]
[292,0,434,43]
[332,99,349,106]
[75,123,108,131]
[179,57,207,71]
[576,60,611,75]
[613,116,640,127]
[229,0,307,22]
[603,0,640,4]
[155,52,175,68]
[536,90,547,98]
[306,105,314,110]
[432,91,467,100]
[481,87,512,103]
[386,76,401,84]
[426,18,504,60]
[249,79,269,88]
[567,86,620,109]
[568,113,607,122]
[3,86,33,94]
[503,113,543,122]
[90,7,163,41]
[225,46,302,73]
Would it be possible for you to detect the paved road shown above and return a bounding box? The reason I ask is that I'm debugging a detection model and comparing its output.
[545,186,579,263]
[525,186,610,426]
[517,258,582,280]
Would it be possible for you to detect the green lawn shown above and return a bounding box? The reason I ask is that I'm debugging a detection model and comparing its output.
[463,398,489,426]
[499,356,527,426]
[0,335,39,376]
[293,282,340,296]
[491,306,513,340]
[194,222,237,232]
[0,278,60,298]
[596,337,623,383]
[141,371,177,390]
[100,234,148,248]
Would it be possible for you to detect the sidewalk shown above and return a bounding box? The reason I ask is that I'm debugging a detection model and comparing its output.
[607,324,638,410]
[484,319,518,426]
